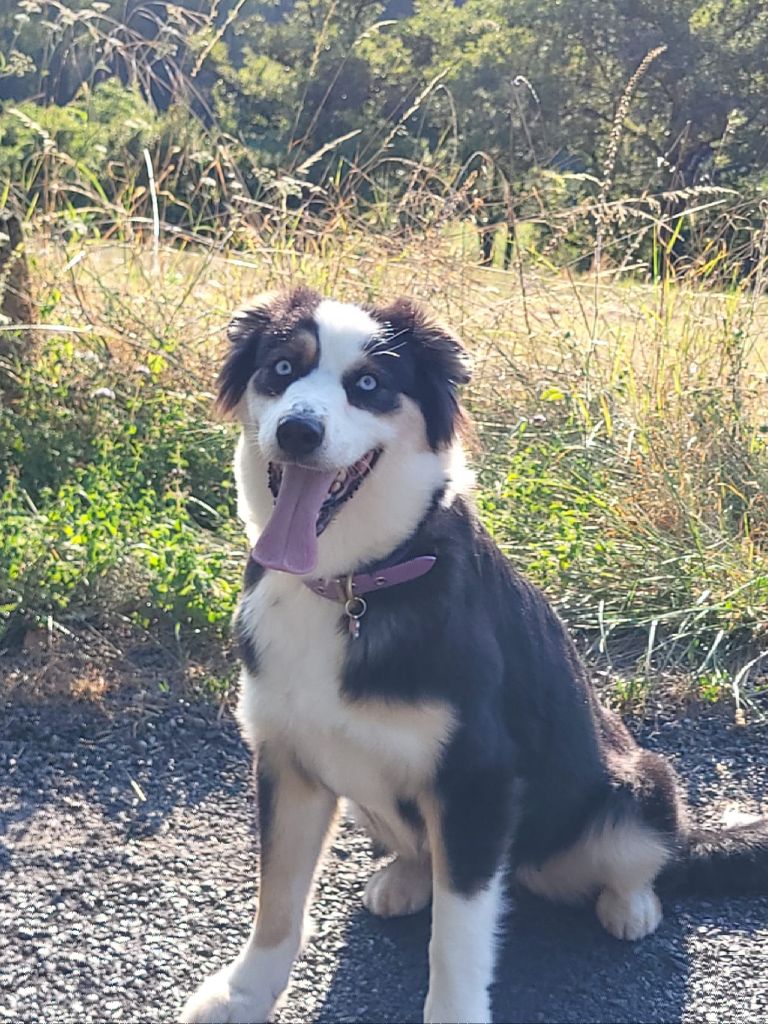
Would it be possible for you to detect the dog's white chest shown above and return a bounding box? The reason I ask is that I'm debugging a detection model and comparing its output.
[235,574,452,812]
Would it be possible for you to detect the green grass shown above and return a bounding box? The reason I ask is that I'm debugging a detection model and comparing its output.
[1,223,767,708]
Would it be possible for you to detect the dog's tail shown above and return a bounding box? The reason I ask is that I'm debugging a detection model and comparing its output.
[661,818,768,895]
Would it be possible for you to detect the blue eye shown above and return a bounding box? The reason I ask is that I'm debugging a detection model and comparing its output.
[357,373,378,392]
[275,359,293,376]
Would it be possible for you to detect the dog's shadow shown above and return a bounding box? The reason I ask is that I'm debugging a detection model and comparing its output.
[310,890,691,1024]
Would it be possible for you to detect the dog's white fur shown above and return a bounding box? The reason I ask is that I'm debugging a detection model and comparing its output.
[236,572,456,811]
[424,870,506,1024]
[516,819,668,939]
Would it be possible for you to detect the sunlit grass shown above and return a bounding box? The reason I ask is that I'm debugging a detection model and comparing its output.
[1,223,765,710]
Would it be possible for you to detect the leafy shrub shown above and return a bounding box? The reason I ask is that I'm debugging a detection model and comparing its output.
[0,332,242,640]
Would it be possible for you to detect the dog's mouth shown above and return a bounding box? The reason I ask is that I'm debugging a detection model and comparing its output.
[252,448,381,575]
[268,449,381,535]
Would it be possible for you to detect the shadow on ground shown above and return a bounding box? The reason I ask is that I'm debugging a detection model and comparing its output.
[0,693,251,859]
[312,890,690,1023]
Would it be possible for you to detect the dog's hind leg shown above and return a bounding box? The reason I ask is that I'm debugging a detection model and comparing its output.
[592,822,668,940]
[518,750,682,941]
[595,748,685,940]
[355,801,433,919]
[364,856,433,918]
[518,817,669,940]
[179,746,337,1024]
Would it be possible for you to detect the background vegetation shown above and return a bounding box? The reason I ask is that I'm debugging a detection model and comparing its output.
[1,1,767,708]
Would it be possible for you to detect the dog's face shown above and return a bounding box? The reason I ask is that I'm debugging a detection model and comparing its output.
[218,287,470,574]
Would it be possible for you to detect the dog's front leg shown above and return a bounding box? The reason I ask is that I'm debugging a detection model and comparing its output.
[421,784,510,1024]
[180,747,337,1024]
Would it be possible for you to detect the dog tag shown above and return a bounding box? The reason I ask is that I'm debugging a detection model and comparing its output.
[344,595,367,639]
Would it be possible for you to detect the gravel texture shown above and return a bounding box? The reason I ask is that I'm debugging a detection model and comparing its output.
[2,692,767,1023]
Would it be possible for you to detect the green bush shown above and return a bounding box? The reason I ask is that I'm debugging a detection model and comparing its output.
[0,333,242,640]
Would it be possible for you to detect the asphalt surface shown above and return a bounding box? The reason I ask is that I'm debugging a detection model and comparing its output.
[2,692,768,1024]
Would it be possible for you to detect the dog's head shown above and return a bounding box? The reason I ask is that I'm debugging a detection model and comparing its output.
[218,286,471,574]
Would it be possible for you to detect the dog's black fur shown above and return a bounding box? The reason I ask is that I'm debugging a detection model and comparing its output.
[337,484,767,897]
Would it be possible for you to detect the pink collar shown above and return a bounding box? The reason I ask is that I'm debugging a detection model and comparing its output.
[304,555,436,602]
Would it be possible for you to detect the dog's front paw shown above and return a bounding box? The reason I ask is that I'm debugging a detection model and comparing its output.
[423,988,491,1024]
[179,962,278,1024]
[363,856,432,918]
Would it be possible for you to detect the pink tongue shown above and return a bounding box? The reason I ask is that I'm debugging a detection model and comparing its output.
[252,464,336,575]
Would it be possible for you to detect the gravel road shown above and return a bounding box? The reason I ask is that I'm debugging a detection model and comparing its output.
[2,691,767,1023]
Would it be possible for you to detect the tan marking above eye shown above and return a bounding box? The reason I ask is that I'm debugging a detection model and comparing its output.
[292,327,318,366]
[259,328,317,376]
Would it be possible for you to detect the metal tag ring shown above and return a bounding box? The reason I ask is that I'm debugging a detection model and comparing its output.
[344,596,367,619]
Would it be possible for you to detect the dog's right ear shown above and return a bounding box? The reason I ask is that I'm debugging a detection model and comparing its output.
[216,293,277,416]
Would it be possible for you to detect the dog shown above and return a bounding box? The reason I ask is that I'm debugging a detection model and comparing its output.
[180,287,768,1024]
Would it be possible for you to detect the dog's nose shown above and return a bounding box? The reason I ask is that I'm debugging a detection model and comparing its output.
[276,414,325,457]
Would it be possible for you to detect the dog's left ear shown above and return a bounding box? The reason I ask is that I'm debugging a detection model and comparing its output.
[373,297,471,449]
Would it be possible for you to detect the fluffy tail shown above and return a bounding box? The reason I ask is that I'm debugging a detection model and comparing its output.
[661,819,768,895]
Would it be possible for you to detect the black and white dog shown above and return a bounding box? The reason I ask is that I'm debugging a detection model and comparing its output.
[181,287,768,1024]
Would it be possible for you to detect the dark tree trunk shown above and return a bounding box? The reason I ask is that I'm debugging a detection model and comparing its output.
[480,226,495,267]
[0,211,34,329]
[0,210,35,399]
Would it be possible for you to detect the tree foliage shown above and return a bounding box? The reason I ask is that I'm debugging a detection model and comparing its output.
[1,0,767,263]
